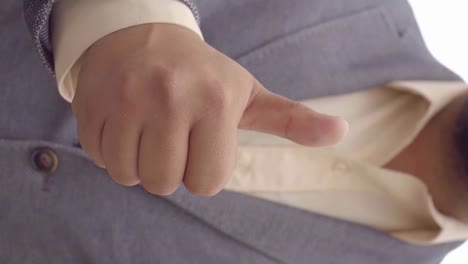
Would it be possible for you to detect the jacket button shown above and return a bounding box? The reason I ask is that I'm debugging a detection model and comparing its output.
[31,148,59,173]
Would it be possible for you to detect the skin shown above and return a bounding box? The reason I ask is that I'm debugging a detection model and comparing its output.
[73,23,348,197]
[385,92,468,221]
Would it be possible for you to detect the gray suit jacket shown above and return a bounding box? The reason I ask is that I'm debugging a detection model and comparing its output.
[0,0,462,263]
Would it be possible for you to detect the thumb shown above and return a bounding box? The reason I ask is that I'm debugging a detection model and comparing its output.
[239,80,349,146]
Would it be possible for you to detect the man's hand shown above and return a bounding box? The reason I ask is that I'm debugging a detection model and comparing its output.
[72,24,348,196]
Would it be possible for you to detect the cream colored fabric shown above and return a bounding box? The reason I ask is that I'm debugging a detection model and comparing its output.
[228,81,468,244]
[51,0,202,102]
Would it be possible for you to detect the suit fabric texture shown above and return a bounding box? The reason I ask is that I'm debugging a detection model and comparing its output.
[0,0,463,263]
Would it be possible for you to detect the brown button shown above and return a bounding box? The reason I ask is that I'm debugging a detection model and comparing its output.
[31,148,59,173]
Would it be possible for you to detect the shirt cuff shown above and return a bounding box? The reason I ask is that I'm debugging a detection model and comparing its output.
[51,0,203,102]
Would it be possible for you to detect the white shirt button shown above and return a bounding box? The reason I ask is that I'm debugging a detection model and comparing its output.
[235,150,254,178]
[332,159,350,174]
[238,151,252,169]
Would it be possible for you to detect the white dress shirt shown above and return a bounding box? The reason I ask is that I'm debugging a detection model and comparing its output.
[231,81,468,245]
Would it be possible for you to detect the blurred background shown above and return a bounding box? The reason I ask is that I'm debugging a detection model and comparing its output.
[407,0,468,263]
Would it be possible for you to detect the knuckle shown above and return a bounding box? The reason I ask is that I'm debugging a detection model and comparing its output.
[204,80,232,112]
[152,68,185,115]
[115,74,141,110]
[284,100,301,137]
[286,99,302,111]
[157,66,179,90]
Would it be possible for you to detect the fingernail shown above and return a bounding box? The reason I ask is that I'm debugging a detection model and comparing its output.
[337,117,350,134]
[314,116,349,146]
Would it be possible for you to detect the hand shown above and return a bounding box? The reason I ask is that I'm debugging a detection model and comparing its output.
[72,24,348,196]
